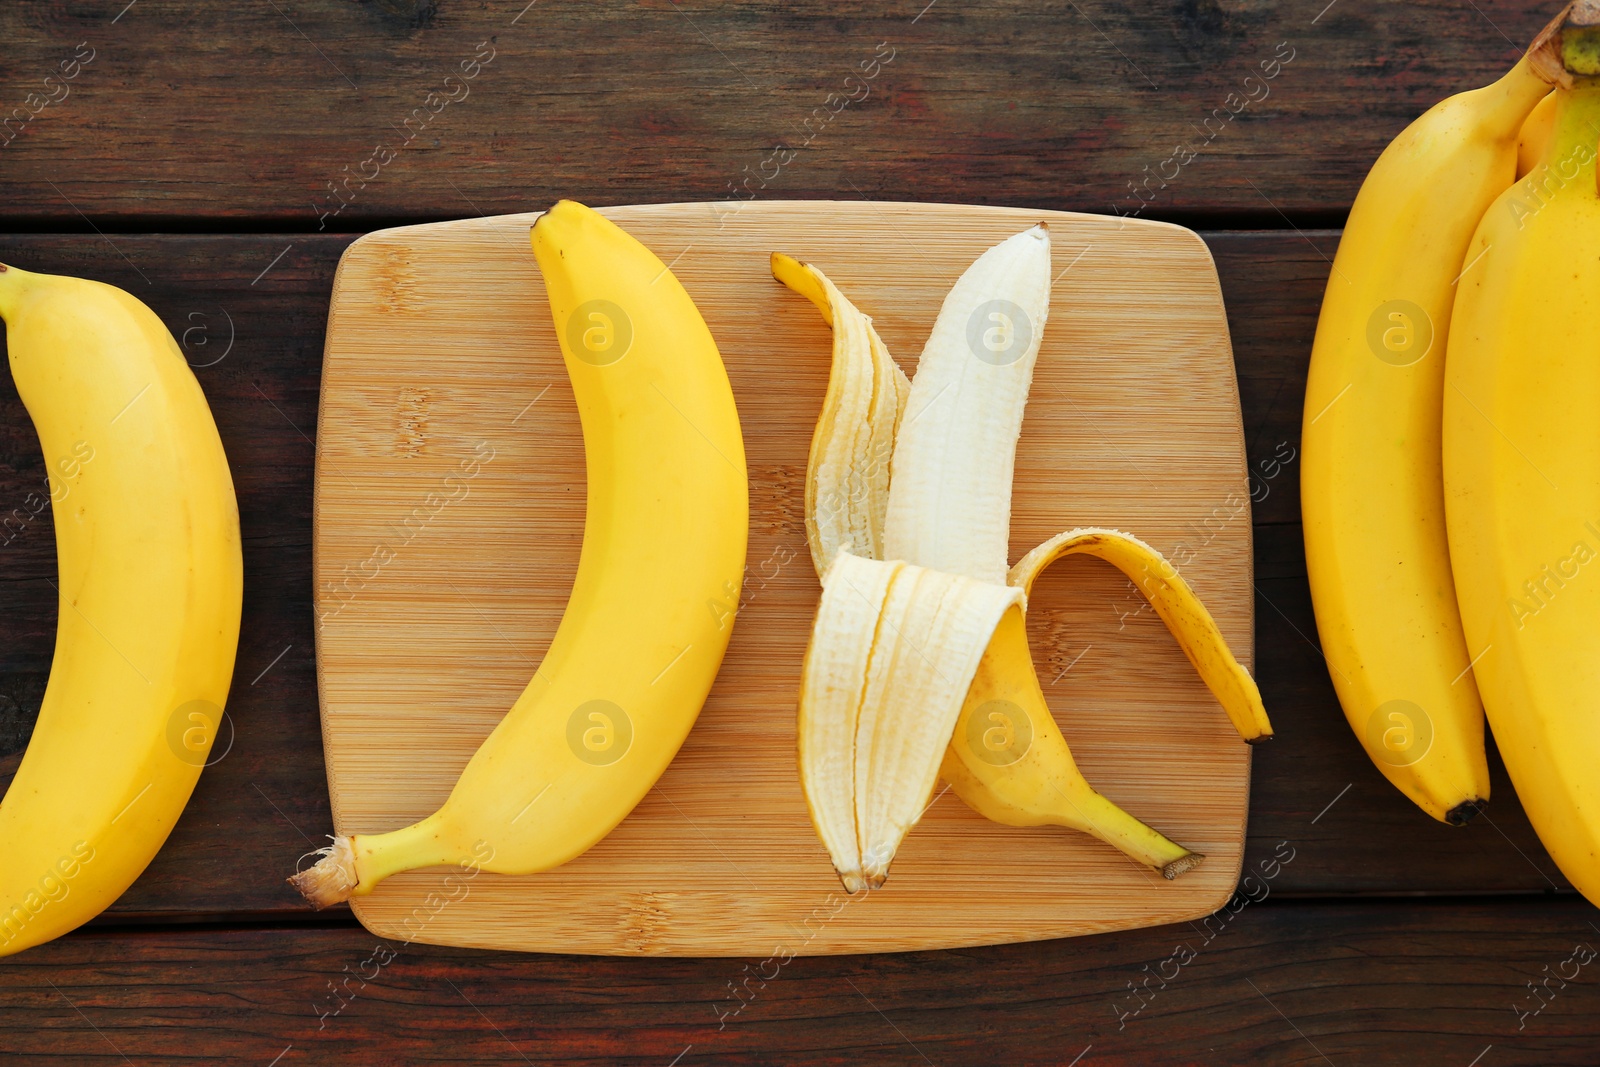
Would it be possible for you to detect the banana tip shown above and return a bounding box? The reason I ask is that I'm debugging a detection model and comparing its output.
[1446,799,1487,826]
[1243,732,1274,745]
[531,199,583,231]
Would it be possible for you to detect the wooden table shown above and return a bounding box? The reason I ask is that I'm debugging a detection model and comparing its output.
[1,1,1595,1062]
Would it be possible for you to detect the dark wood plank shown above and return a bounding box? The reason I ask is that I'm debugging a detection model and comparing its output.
[0,0,1557,224]
[0,230,1571,928]
[5,899,1600,1064]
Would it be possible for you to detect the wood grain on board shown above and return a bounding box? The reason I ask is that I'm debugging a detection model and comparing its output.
[314,201,1254,954]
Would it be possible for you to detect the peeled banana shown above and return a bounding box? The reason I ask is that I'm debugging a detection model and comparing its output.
[1444,18,1600,903]
[781,229,1270,890]
[0,265,243,957]
[292,201,748,905]
[1301,47,1551,823]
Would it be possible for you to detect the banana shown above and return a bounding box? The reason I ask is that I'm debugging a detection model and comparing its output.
[1444,16,1600,904]
[0,265,242,958]
[291,200,748,906]
[789,229,1048,889]
[1300,46,1552,823]
[1518,90,1558,177]
[783,231,1268,889]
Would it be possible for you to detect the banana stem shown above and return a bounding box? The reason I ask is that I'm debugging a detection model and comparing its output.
[348,814,463,889]
[289,813,463,907]
[1047,778,1202,879]
[1529,2,1600,89]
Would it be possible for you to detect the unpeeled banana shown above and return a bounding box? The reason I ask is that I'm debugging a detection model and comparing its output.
[1301,43,1552,823]
[780,230,1270,891]
[0,265,243,958]
[291,201,748,905]
[1444,14,1600,904]
[1518,90,1559,177]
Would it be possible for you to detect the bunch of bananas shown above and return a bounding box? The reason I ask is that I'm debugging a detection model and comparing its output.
[1304,2,1600,902]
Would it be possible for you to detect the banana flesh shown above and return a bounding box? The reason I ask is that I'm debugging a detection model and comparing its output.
[1301,52,1550,823]
[292,201,748,905]
[0,265,242,957]
[882,225,1051,585]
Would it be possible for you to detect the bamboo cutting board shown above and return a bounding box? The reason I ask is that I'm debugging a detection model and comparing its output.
[314,200,1254,956]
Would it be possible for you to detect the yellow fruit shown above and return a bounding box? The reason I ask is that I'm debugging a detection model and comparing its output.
[784,232,1267,889]
[1301,51,1549,823]
[1517,89,1557,177]
[1443,48,1600,902]
[291,201,748,905]
[0,265,242,957]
